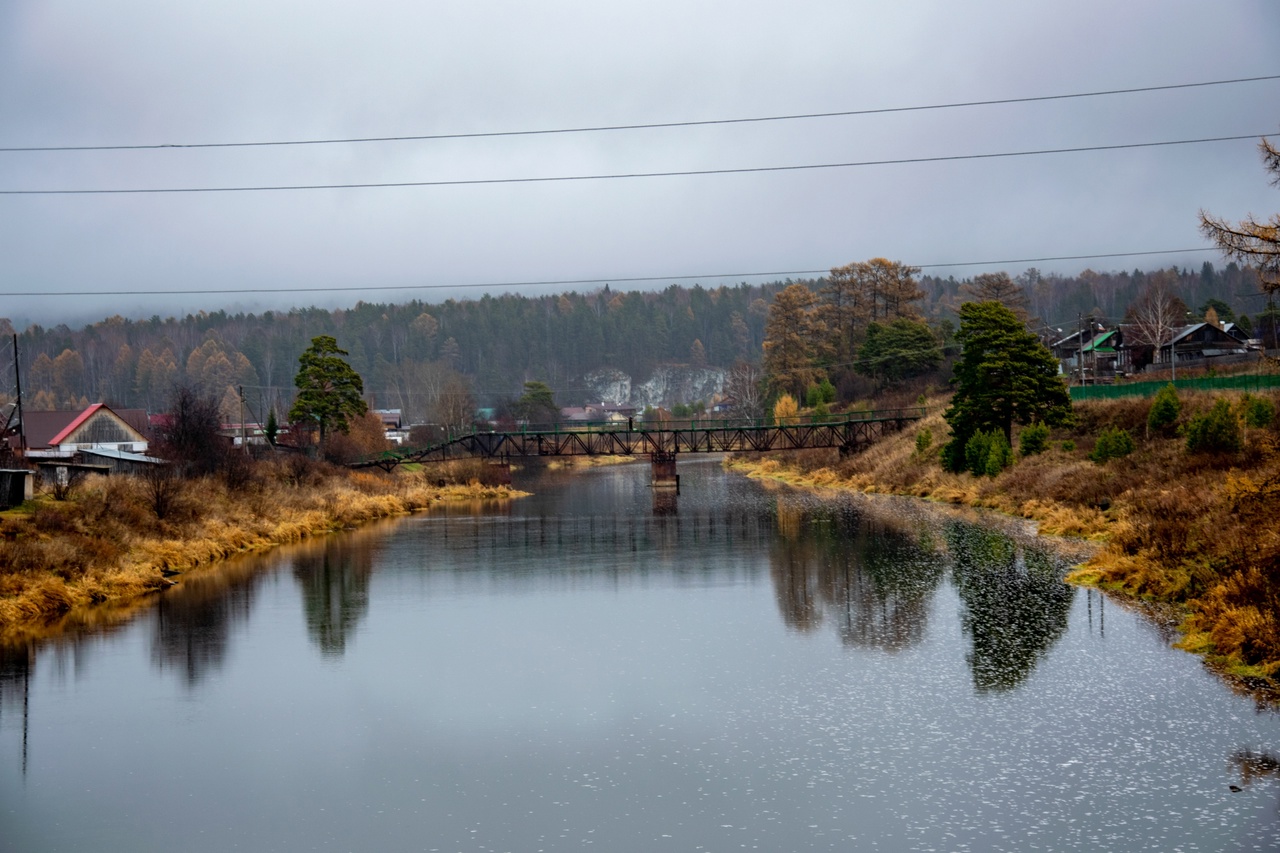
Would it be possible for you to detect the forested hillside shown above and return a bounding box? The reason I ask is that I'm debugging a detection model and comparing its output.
[0,261,1269,426]
[0,282,787,423]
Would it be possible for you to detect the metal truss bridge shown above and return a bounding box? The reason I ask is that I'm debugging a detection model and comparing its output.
[354,409,926,477]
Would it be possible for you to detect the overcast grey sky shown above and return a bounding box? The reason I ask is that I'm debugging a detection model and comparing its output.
[1,0,1277,326]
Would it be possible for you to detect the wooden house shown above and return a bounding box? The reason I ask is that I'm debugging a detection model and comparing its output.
[13,404,150,459]
[1161,322,1248,368]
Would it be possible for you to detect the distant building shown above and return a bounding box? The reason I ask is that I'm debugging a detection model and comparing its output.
[560,403,631,424]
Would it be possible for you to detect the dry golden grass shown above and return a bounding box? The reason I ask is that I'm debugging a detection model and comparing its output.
[0,457,527,637]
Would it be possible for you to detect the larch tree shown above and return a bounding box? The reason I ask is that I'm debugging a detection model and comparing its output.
[820,258,925,388]
[289,335,368,454]
[958,272,1031,322]
[1200,138,1280,293]
[762,283,826,399]
[821,262,871,368]
[942,301,1072,472]
[861,257,924,322]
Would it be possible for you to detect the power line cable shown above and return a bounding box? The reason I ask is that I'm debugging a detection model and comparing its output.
[1,133,1270,196]
[0,247,1221,298]
[3,74,1276,153]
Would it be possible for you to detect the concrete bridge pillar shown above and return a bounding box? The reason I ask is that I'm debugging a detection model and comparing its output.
[650,451,679,490]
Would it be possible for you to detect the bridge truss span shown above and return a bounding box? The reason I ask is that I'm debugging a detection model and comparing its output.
[354,409,927,472]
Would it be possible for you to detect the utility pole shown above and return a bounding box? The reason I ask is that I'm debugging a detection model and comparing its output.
[1078,314,1085,386]
[239,384,247,455]
[11,334,26,455]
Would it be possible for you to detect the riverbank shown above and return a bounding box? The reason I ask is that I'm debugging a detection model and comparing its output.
[728,388,1280,685]
[0,456,526,640]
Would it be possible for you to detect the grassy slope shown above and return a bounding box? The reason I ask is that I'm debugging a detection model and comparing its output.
[729,389,1280,683]
[0,457,526,640]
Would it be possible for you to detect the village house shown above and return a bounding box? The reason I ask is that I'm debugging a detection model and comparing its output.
[1158,322,1249,369]
[1054,321,1252,382]
[6,403,163,487]
[1051,326,1122,383]
[11,404,151,459]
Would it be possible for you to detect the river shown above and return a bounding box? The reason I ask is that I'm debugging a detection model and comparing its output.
[2,458,1279,851]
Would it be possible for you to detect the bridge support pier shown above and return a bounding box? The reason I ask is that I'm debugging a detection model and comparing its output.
[650,451,679,491]
[488,459,512,485]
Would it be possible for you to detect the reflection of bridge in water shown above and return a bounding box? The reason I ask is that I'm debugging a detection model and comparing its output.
[355,409,926,486]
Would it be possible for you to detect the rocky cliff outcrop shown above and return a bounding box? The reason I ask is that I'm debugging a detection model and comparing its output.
[583,365,725,410]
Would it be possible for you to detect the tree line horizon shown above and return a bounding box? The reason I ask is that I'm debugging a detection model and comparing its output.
[0,259,1270,427]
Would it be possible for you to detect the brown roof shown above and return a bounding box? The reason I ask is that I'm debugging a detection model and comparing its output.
[13,410,76,449]
[11,406,150,450]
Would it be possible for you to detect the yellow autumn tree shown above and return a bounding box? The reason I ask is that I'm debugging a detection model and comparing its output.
[773,393,799,423]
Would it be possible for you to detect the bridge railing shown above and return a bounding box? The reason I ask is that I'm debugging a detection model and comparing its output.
[359,407,928,467]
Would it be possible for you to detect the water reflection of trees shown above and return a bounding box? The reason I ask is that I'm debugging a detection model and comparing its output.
[769,498,946,651]
[150,571,258,686]
[292,536,377,658]
[1230,748,1280,788]
[0,642,33,774]
[0,642,32,714]
[946,523,1075,693]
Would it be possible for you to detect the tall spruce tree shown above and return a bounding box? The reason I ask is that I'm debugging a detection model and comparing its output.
[942,301,1072,472]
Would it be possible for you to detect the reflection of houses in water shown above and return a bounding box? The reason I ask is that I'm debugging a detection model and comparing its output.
[768,498,946,651]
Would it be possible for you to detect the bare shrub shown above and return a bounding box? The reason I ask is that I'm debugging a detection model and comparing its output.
[141,464,182,520]
[155,386,231,476]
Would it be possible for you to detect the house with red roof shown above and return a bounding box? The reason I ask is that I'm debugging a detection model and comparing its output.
[10,404,150,459]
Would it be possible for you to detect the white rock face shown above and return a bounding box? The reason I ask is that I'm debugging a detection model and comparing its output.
[583,365,725,410]
[582,369,631,406]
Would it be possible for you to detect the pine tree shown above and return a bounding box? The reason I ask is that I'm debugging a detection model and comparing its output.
[289,336,368,453]
[942,301,1072,472]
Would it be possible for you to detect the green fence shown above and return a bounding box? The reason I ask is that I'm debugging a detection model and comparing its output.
[1070,373,1280,401]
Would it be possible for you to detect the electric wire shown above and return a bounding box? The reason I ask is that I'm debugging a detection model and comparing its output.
[0,247,1221,298]
[1,133,1270,195]
[2,74,1276,153]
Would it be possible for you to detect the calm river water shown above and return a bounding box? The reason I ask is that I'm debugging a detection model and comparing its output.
[3,458,1280,851]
